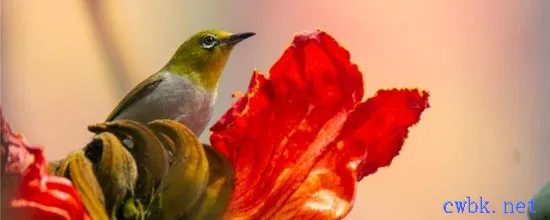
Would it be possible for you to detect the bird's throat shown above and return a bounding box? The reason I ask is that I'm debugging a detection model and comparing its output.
[163,64,222,93]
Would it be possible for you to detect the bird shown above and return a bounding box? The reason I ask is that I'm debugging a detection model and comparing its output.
[105,29,255,137]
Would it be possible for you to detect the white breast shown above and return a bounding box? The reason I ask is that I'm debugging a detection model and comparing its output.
[114,73,215,136]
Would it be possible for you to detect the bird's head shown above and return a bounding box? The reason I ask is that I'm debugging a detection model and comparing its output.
[165,29,255,91]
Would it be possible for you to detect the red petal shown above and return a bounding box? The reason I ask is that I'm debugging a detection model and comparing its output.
[210,30,430,219]
[11,199,71,220]
[13,150,89,220]
[1,106,90,219]
[342,88,430,180]
[271,88,430,219]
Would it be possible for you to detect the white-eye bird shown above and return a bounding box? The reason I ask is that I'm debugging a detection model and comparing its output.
[105,30,255,136]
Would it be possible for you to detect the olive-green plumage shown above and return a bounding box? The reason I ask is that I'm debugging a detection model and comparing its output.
[106,30,255,136]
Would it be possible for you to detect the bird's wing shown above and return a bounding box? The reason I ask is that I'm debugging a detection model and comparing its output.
[105,73,165,121]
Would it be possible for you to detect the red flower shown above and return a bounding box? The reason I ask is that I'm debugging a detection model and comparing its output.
[210,30,430,219]
[2,29,429,220]
[1,109,90,220]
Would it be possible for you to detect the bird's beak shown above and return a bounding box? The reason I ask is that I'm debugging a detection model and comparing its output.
[222,32,256,46]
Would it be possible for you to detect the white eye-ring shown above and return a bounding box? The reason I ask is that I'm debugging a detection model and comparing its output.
[201,35,217,49]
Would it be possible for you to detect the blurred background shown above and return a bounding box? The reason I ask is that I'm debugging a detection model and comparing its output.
[1,0,547,219]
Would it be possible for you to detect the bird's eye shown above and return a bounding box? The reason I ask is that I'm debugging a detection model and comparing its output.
[201,35,217,49]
